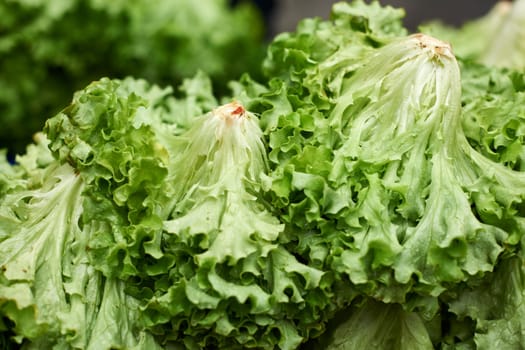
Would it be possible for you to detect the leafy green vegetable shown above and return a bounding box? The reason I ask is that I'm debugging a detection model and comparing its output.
[133,102,334,349]
[311,299,433,350]
[44,76,179,285]
[36,74,336,349]
[460,61,525,172]
[421,0,525,70]
[258,26,525,309]
[0,158,162,348]
[2,1,525,349]
[263,0,406,104]
[0,163,84,343]
[0,76,190,348]
[249,2,525,348]
[84,278,163,350]
[444,253,525,349]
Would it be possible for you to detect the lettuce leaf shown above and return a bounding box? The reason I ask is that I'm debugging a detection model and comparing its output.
[139,102,334,349]
[447,255,525,349]
[421,0,525,70]
[44,77,178,280]
[41,75,336,348]
[263,0,406,107]
[0,161,161,348]
[255,30,525,310]
[310,299,433,350]
[460,61,525,172]
[0,76,187,348]
[0,164,85,343]
[420,2,512,61]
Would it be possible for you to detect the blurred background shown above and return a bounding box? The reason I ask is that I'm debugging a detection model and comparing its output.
[253,0,500,36]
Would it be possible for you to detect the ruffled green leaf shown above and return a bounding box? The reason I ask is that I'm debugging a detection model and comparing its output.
[313,299,433,350]
[421,0,525,70]
[0,164,84,342]
[448,256,525,349]
[262,33,525,306]
[263,0,406,105]
[138,102,334,348]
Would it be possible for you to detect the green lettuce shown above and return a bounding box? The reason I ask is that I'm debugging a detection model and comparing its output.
[44,76,175,282]
[308,299,433,350]
[421,0,525,70]
[137,102,334,349]
[241,2,525,347]
[0,163,85,344]
[246,12,525,313]
[39,74,335,349]
[0,76,187,348]
[445,254,525,349]
[459,61,525,172]
[263,0,406,105]
[0,160,161,349]
[2,1,525,348]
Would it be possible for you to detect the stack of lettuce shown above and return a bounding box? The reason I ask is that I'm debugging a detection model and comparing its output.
[1,1,525,349]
